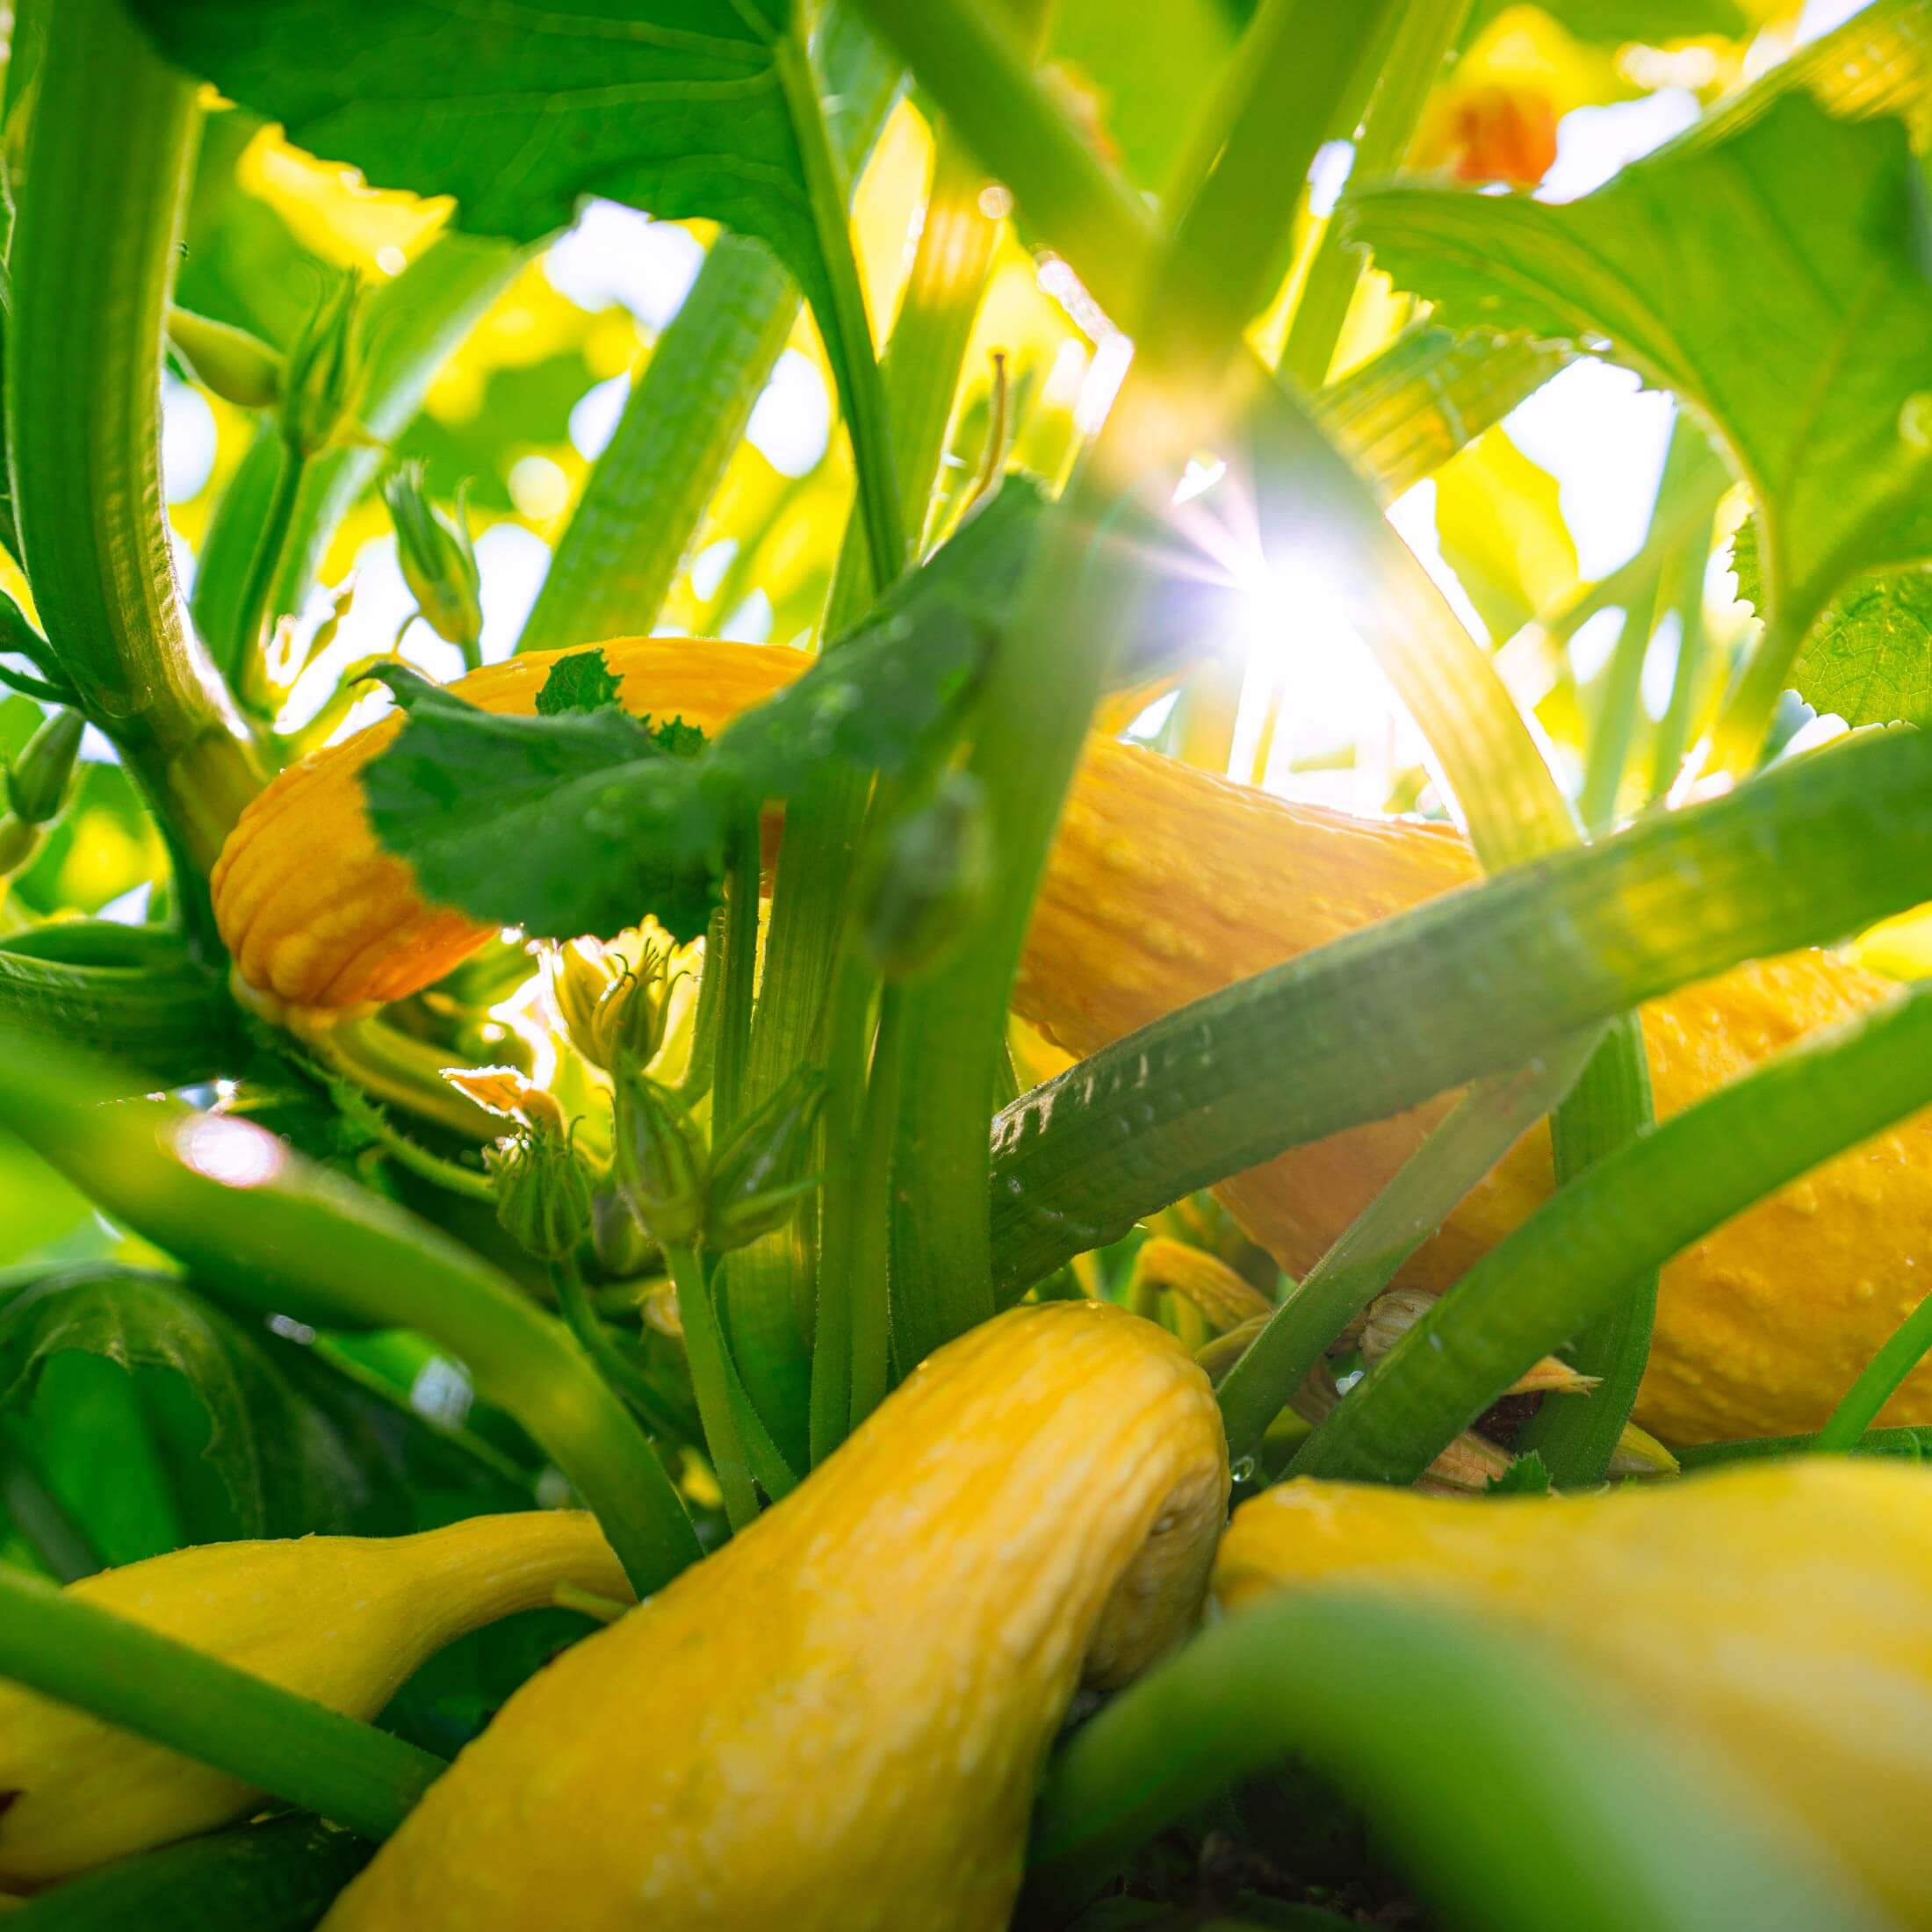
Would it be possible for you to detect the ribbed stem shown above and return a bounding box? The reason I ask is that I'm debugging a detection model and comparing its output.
[6,0,263,875]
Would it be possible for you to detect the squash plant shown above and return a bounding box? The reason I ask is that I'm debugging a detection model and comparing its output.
[2,0,1931,1923]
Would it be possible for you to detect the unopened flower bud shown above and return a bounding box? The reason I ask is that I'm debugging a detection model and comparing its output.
[860,772,991,980]
[549,939,620,1065]
[384,461,483,660]
[1608,1422,1680,1481]
[281,272,366,458]
[591,1188,655,1278]
[614,1074,706,1248]
[592,948,678,1071]
[4,710,83,826]
[168,306,282,410]
[489,1124,593,1264]
[705,1066,825,1252]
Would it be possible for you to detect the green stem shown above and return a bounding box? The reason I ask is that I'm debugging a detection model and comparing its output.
[0,1563,443,1844]
[515,8,897,654]
[1511,1013,1656,1485]
[775,32,904,592]
[1291,985,1932,1485]
[1278,0,1471,392]
[1815,1287,1932,1449]
[712,811,763,1135]
[1164,0,1408,350]
[666,1240,760,1531]
[6,0,263,875]
[1215,1042,1598,1461]
[1677,1425,1932,1469]
[1648,522,1714,794]
[847,982,904,1429]
[1020,1592,1878,1932]
[725,109,1018,1453]
[1708,603,1810,774]
[0,1027,700,1594]
[228,439,307,717]
[550,1257,688,1445]
[807,945,876,1464]
[1576,598,1655,832]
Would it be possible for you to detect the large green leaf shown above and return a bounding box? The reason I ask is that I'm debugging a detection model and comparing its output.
[1737,516,1932,728]
[1345,92,1932,680]
[130,0,888,529]
[0,1265,370,1541]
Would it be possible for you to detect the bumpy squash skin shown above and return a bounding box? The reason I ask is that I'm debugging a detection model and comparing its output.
[213,639,1932,1443]
[0,1514,626,1890]
[321,1303,1229,1932]
[1215,1463,1932,1925]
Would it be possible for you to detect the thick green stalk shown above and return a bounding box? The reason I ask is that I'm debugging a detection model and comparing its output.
[515,8,898,654]
[1292,985,1932,1484]
[1511,1013,1657,1483]
[519,240,794,653]
[846,983,903,1430]
[987,719,1932,1294]
[727,107,1020,1444]
[665,1240,760,1530]
[774,33,903,589]
[1648,521,1714,794]
[194,232,520,670]
[550,1258,688,1445]
[1278,0,1472,392]
[1164,0,1407,350]
[227,440,307,714]
[1815,1287,1932,1449]
[875,0,1402,1366]
[1679,1426,1932,1469]
[0,1564,443,1845]
[0,1027,700,1593]
[1021,1591,1879,1932]
[6,0,262,874]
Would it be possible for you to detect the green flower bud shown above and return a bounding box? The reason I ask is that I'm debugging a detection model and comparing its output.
[591,1187,656,1279]
[281,272,366,458]
[613,1074,706,1249]
[168,306,282,410]
[592,948,679,1071]
[4,710,83,826]
[384,462,483,659]
[705,1066,825,1253]
[489,1123,594,1264]
[860,772,992,980]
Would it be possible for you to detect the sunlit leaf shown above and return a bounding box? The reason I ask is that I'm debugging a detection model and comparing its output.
[1434,427,1578,641]
[131,0,891,517]
[1348,93,1932,653]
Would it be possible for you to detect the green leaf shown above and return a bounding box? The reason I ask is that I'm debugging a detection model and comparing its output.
[129,0,893,558]
[1796,573,1932,728]
[363,481,1048,945]
[1737,515,1932,729]
[0,1265,369,1540]
[360,662,721,943]
[1486,1449,1553,1496]
[1346,92,1932,662]
[536,649,624,718]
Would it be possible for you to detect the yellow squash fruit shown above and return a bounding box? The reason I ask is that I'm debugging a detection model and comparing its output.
[321,1301,1229,1931]
[0,1511,628,1890]
[213,638,1932,1444]
[1214,1460,1932,1926]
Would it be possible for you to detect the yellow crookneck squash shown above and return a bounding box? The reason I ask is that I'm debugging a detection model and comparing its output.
[0,1512,630,1891]
[319,1301,1229,1931]
[1214,1460,1932,1926]
[212,638,1932,1445]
